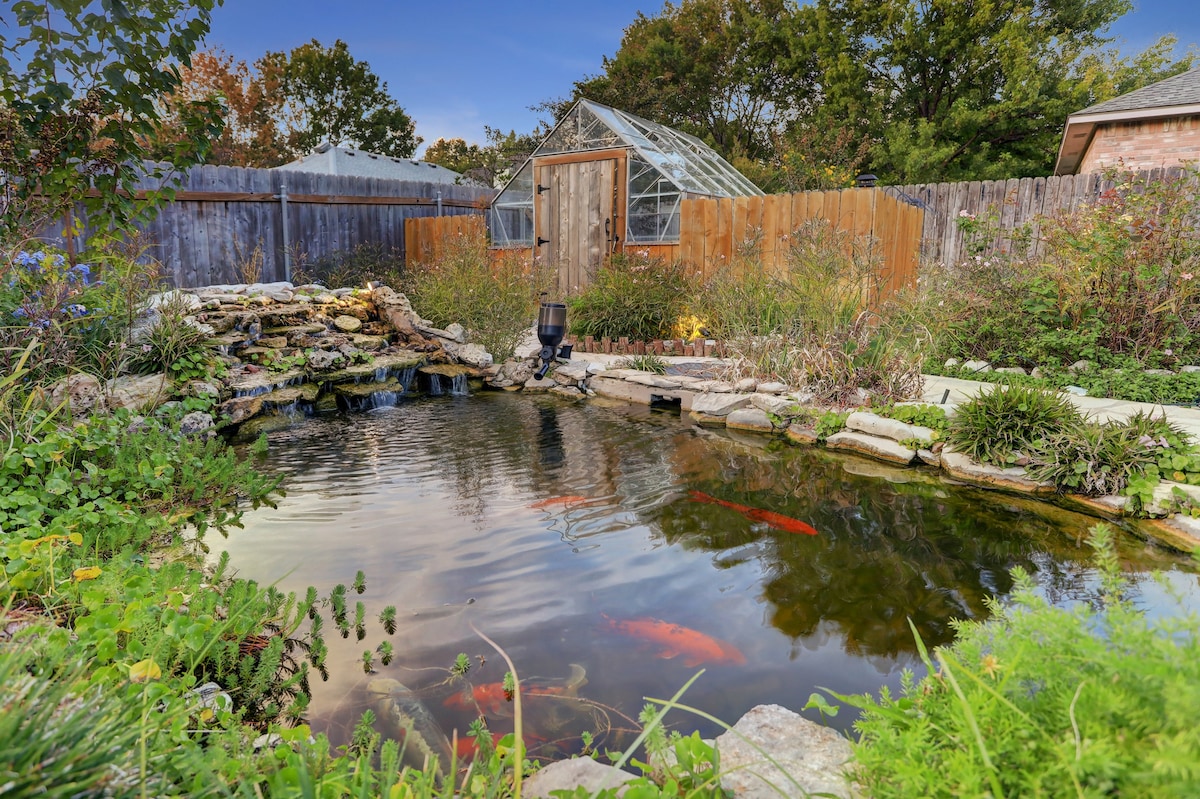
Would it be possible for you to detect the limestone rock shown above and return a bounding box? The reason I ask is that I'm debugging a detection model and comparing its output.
[626,373,682,389]
[333,315,362,333]
[994,366,1027,375]
[550,385,585,400]
[218,395,263,425]
[825,431,917,466]
[179,411,215,435]
[750,393,797,417]
[944,357,961,370]
[523,758,636,799]
[106,374,174,412]
[786,424,820,445]
[735,377,758,392]
[726,407,775,432]
[690,393,751,417]
[845,412,935,444]
[257,336,289,349]
[442,341,492,368]
[523,377,554,393]
[962,359,992,373]
[941,450,1056,494]
[306,350,344,371]
[49,373,104,416]
[445,323,467,344]
[755,381,788,394]
[715,704,856,799]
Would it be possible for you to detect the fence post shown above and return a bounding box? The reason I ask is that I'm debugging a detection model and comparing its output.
[276,181,291,282]
[436,191,443,217]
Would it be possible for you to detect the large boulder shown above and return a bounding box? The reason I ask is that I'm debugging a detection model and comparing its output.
[48,373,105,416]
[715,704,857,799]
[523,757,636,799]
[106,374,174,412]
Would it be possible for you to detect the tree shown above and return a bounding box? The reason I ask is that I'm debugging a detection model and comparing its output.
[153,47,293,167]
[559,0,813,161]
[423,127,544,187]
[808,0,1195,182]
[0,0,224,239]
[262,39,420,158]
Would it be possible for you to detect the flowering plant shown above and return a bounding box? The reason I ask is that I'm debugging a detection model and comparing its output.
[3,250,97,329]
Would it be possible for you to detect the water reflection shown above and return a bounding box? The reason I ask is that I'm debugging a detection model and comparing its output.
[223,392,1198,748]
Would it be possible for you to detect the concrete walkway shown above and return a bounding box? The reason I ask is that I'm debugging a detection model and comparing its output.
[920,374,1200,444]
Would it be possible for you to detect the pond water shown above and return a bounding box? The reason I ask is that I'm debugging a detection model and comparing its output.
[219,391,1199,762]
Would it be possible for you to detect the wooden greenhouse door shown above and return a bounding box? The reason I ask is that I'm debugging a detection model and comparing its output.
[534,156,620,293]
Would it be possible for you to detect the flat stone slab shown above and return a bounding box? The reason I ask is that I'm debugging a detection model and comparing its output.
[626,373,683,389]
[1144,514,1200,552]
[845,411,935,444]
[825,431,916,466]
[750,392,798,416]
[726,407,775,432]
[691,392,751,417]
[716,704,856,799]
[941,451,1056,494]
[786,424,820,445]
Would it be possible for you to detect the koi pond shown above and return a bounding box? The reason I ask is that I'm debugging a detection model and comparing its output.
[220,391,1199,762]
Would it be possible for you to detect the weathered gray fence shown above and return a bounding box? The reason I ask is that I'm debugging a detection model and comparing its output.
[885,166,1191,266]
[51,164,495,288]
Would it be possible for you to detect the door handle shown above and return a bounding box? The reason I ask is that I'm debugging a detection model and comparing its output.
[605,218,610,240]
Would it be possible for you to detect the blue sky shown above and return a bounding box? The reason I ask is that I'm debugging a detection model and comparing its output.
[203,1,1200,156]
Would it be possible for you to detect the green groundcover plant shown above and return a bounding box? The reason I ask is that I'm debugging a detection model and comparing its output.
[836,524,1200,799]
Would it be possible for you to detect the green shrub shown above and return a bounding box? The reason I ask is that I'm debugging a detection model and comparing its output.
[404,232,551,363]
[567,252,693,341]
[930,167,1200,371]
[126,291,213,378]
[947,384,1081,465]
[840,524,1200,798]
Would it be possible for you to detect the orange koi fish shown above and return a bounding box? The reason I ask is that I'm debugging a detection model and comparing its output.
[688,490,818,536]
[444,664,588,715]
[529,495,589,510]
[602,613,746,667]
[454,730,504,759]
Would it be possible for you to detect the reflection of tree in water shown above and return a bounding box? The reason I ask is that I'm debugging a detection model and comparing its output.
[647,437,1174,659]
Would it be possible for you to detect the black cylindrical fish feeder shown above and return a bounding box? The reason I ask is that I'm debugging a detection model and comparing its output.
[534,302,572,380]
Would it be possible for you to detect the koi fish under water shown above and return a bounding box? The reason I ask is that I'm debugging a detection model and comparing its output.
[528,495,589,510]
[444,663,588,715]
[367,677,455,777]
[688,490,819,536]
[601,613,746,667]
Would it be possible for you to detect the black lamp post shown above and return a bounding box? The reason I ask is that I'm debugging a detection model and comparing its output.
[855,173,878,188]
[534,302,572,380]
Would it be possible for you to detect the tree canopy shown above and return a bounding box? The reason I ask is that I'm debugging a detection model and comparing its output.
[556,0,1194,185]
[263,39,419,159]
[0,0,224,238]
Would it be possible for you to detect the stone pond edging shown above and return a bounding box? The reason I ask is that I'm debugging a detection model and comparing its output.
[506,349,1200,554]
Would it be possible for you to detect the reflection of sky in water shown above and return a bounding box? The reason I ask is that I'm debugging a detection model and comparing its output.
[218,393,1200,748]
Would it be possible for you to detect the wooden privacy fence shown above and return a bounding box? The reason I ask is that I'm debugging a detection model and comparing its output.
[677,188,923,296]
[45,163,495,288]
[404,214,487,265]
[889,166,1191,267]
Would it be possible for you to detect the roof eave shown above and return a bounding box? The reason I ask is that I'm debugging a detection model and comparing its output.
[1054,103,1200,175]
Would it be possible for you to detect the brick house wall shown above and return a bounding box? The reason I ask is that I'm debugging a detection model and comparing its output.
[1079,114,1200,173]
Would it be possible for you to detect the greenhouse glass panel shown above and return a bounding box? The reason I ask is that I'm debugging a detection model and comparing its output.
[489,161,534,247]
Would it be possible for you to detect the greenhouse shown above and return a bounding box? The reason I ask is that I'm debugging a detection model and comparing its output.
[488,100,762,261]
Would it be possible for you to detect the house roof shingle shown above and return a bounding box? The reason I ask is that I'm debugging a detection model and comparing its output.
[1075,67,1200,116]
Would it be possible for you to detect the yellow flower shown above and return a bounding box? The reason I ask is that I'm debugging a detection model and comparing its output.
[72,566,102,581]
[980,653,1001,679]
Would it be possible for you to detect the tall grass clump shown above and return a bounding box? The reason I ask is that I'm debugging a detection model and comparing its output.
[692,220,926,403]
[293,240,406,291]
[567,251,693,342]
[404,231,552,362]
[946,384,1082,466]
[840,524,1200,798]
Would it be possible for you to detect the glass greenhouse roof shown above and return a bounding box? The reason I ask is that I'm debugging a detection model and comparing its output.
[535,100,763,198]
[489,99,762,247]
